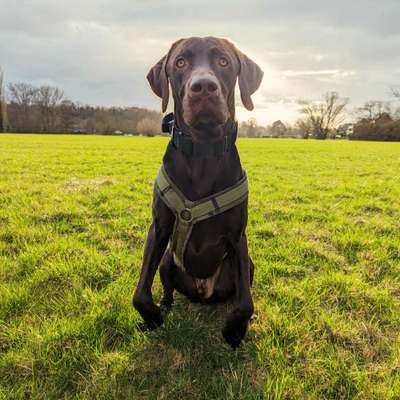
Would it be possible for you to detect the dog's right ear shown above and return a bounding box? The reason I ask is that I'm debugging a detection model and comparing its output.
[146,39,184,113]
[147,55,169,113]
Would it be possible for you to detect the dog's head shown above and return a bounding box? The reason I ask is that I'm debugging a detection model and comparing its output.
[147,37,263,141]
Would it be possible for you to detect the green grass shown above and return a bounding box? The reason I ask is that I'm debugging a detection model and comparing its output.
[0,134,399,399]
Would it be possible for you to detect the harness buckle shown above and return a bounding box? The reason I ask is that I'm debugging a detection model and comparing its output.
[180,208,193,222]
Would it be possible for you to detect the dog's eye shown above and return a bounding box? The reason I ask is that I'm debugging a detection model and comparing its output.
[175,58,186,68]
[219,57,229,67]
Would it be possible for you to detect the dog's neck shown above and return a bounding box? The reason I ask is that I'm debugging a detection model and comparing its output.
[173,109,236,144]
[162,112,243,202]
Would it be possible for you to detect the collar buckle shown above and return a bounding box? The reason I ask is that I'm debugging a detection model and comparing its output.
[161,112,175,134]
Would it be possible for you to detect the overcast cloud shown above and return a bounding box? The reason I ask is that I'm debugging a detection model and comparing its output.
[1,0,399,124]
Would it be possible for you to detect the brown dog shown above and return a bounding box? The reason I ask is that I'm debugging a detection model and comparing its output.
[133,36,263,348]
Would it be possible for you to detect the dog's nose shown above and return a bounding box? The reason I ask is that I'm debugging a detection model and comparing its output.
[189,77,218,97]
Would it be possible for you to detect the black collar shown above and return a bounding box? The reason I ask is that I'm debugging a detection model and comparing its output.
[161,112,238,157]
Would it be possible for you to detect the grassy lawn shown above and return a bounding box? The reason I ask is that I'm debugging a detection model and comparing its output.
[0,134,399,399]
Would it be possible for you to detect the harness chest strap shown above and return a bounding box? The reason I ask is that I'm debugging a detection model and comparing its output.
[155,166,249,269]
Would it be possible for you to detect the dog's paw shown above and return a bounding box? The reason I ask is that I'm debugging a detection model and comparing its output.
[160,295,173,309]
[222,317,248,349]
[133,296,164,330]
[144,309,164,330]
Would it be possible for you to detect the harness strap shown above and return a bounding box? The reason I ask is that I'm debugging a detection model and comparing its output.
[155,166,248,269]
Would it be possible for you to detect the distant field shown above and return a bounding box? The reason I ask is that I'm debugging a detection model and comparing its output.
[0,134,399,399]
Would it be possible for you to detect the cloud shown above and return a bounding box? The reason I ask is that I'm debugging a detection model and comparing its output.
[282,70,355,78]
[0,0,399,124]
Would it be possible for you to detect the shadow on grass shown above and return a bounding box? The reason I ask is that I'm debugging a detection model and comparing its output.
[121,296,265,399]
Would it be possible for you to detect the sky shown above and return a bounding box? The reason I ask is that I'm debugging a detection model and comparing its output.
[1,0,399,125]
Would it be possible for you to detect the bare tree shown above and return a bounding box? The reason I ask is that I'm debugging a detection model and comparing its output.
[356,100,392,122]
[297,92,349,139]
[239,118,259,137]
[35,85,64,132]
[294,118,312,139]
[137,117,159,136]
[0,68,8,132]
[8,82,38,131]
[58,99,77,132]
[8,82,37,106]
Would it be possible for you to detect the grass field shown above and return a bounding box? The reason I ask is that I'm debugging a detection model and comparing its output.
[0,134,399,399]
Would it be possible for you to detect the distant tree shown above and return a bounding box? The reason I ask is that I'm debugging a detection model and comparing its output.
[8,82,38,106]
[0,68,8,132]
[239,120,249,137]
[297,92,349,139]
[356,100,392,122]
[239,118,259,137]
[271,120,287,137]
[247,117,258,137]
[391,87,400,119]
[350,98,400,141]
[35,85,64,132]
[58,99,77,132]
[293,118,312,139]
[8,82,38,131]
[137,117,159,136]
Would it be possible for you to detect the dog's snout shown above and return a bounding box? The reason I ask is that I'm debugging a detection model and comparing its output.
[183,67,228,127]
[189,76,219,97]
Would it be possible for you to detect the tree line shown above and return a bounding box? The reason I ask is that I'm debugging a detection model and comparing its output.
[239,91,400,141]
[0,76,161,135]
[1,70,399,141]
[350,96,400,141]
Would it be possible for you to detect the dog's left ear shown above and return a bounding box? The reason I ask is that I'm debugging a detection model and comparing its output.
[236,49,264,111]
[147,39,184,113]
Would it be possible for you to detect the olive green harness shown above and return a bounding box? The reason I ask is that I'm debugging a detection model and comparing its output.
[155,166,248,269]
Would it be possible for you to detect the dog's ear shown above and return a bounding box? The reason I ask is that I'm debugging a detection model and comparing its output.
[147,55,169,113]
[236,49,264,111]
[146,39,184,113]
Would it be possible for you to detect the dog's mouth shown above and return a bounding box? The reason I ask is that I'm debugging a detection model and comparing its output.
[182,95,229,131]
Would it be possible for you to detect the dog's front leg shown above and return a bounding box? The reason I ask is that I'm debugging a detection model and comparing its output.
[222,234,254,348]
[133,220,170,329]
